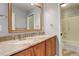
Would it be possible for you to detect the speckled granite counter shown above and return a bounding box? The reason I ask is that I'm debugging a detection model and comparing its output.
[0,34,56,56]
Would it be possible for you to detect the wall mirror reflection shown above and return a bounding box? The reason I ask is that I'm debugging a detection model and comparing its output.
[8,3,42,32]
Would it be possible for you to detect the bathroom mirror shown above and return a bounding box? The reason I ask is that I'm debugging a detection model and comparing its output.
[8,3,43,32]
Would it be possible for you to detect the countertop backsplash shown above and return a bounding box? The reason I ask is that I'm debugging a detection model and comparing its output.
[0,32,45,42]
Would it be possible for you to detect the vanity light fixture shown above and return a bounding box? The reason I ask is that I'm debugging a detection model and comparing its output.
[31,3,42,8]
[61,3,67,7]
[31,3,34,6]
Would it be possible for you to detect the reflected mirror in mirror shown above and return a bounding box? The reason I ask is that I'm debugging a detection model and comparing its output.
[8,3,42,32]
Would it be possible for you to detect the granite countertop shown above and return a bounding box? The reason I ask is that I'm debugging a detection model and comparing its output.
[0,34,56,56]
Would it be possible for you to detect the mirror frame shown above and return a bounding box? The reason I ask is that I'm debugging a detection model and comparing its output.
[8,3,43,33]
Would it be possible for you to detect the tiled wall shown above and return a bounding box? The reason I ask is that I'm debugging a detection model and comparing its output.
[0,32,45,42]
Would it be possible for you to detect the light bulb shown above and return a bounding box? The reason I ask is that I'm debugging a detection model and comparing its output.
[61,4,67,7]
[31,3,34,6]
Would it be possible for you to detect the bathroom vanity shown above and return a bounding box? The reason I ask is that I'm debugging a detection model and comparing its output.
[12,36,56,56]
[0,35,57,56]
[0,3,57,56]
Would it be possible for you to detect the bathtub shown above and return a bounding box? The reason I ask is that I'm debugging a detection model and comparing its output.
[62,38,79,52]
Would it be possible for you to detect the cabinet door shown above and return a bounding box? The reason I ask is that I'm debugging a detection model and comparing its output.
[46,36,56,56]
[13,48,34,56]
[33,42,45,56]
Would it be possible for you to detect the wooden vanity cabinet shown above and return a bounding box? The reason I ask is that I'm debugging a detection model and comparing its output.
[46,36,56,56]
[33,42,45,56]
[13,48,34,56]
[12,42,45,56]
